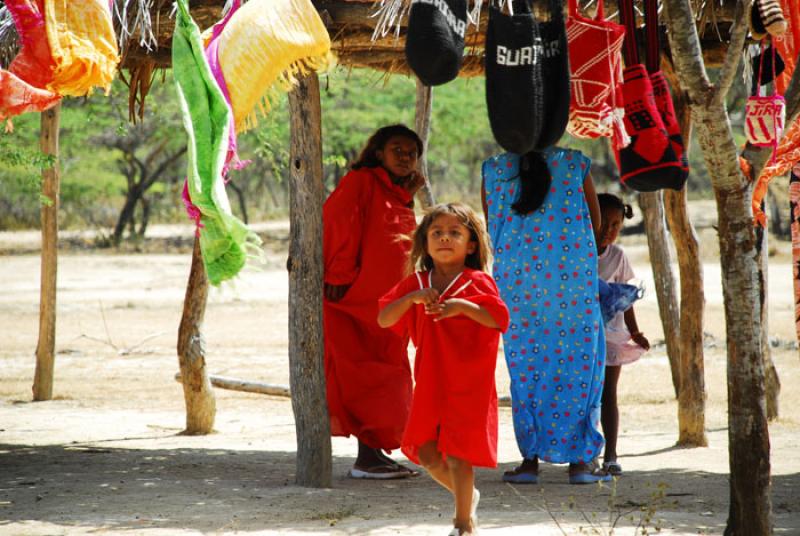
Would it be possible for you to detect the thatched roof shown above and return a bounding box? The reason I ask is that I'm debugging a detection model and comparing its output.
[0,0,743,77]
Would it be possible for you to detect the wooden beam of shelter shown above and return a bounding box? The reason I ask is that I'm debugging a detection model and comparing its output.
[118,0,740,71]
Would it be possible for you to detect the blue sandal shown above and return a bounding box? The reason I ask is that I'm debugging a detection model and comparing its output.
[569,465,612,485]
[502,468,539,484]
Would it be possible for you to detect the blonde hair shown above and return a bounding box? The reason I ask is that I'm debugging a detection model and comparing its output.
[407,203,491,274]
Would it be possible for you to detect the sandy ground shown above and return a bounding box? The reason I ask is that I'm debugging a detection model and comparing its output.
[1,223,799,535]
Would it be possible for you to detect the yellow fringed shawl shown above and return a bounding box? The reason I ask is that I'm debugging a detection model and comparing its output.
[216,0,334,132]
[44,0,119,96]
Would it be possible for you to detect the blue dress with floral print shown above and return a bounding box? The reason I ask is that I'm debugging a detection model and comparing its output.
[482,148,606,464]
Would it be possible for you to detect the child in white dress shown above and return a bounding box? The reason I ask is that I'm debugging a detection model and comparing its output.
[596,193,650,476]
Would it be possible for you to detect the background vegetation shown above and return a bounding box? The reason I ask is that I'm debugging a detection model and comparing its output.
[0,65,772,241]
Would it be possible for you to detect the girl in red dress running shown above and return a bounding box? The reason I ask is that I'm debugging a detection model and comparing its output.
[378,203,509,536]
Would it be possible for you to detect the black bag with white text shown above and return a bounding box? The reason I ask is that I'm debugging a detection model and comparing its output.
[485,1,544,154]
[534,0,571,150]
[405,0,467,86]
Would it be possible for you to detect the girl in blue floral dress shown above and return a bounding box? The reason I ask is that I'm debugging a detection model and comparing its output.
[482,148,611,484]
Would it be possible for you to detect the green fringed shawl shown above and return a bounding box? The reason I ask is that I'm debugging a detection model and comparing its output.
[172,0,261,285]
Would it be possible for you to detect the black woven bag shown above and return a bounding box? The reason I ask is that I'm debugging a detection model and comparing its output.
[534,0,571,150]
[485,1,544,154]
[405,0,467,86]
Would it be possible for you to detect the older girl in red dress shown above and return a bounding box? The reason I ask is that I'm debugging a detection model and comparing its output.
[378,203,509,536]
[323,124,425,479]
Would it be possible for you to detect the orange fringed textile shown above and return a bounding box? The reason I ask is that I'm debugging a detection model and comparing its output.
[775,0,799,95]
[43,0,119,96]
[215,0,334,132]
[0,0,60,120]
[751,119,800,226]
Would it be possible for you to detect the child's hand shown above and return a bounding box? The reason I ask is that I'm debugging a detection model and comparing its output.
[405,171,427,196]
[324,283,351,302]
[411,288,440,306]
[631,331,650,350]
[426,298,466,321]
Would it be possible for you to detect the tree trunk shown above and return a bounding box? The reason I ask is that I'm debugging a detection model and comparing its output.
[176,236,215,434]
[138,196,151,238]
[33,104,61,402]
[638,191,681,398]
[661,0,772,529]
[228,180,249,224]
[288,72,332,488]
[415,79,435,209]
[662,76,707,446]
[664,188,708,445]
[756,222,781,420]
[113,188,141,246]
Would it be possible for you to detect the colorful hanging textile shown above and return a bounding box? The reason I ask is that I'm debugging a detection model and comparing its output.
[789,164,800,345]
[215,0,333,131]
[0,0,60,120]
[43,0,119,96]
[173,0,261,285]
[774,0,799,95]
[751,118,800,226]
[6,0,57,87]
[203,0,249,175]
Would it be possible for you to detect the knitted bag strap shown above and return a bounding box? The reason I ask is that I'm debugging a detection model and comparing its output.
[755,38,779,97]
[645,0,659,73]
[568,0,607,21]
[618,0,639,66]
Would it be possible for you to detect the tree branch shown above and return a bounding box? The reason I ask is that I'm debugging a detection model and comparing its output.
[142,146,187,190]
[716,0,752,102]
[661,0,714,104]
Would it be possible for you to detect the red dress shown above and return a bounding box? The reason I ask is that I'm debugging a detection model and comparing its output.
[323,166,416,449]
[379,269,510,467]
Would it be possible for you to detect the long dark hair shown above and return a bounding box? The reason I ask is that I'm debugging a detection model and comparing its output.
[597,193,633,219]
[351,124,424,170]
[511,151,552,215]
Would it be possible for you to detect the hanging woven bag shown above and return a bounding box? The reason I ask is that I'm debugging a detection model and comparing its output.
[746,41,786,154]
[565,0,628,148]
[485,0,544,154]
[615,0,684,191]
[534,0,571,149]
[405,0,467,86]
[644,0,689,175]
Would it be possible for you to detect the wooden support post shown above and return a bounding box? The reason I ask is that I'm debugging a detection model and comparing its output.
[638,191,681,399]
[415,79,435,209]
[288,72,332,488]
[33,104,61,402]
[662,72,707,445]
[176,236,216,434]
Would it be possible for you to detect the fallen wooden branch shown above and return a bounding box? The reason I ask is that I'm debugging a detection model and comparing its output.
[174,373,290,398]
[175,371,506,405]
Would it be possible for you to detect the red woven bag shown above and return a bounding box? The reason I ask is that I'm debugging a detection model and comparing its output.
[565,0,628,148]
[615,0,686,191]
[746,41,786,155]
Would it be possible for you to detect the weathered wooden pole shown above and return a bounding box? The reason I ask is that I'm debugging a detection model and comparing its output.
[662,70,707,446]
[176,236,216,434]
[638,191,681,398]
[288,72,332,488]
[33,103,61,402]
[414,79,435,209]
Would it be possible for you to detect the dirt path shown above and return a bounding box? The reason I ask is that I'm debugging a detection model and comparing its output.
[1,231,799,535]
